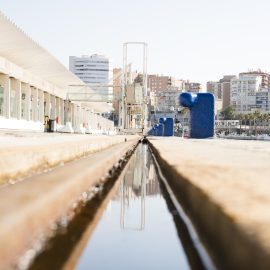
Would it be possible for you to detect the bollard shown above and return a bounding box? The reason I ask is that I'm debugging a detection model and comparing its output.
[156,123,164,136]
[179,92,214,138]
[159,117,174,136]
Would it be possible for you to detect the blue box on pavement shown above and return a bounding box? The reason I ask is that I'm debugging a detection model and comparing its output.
[156,123,164,136]
[179,92,214,138]
[159,117,174,136]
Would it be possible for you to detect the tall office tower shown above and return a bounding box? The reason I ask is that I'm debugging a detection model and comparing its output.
[69,54,113,97]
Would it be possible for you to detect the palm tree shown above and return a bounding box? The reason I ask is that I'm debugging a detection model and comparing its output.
[221,105,235,120]
[253,110,261,136]
[244,114,249,134]
[266,113,270,134]
[238,113,245,134]
[261,113,267,133]
[247,113,253,135]
[248,113,255,135]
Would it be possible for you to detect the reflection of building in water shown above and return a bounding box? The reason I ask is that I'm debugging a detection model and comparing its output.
[118,146,160,200]
[118,145,162,230]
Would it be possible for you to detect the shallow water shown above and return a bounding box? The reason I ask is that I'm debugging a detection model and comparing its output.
[76,144,191,270]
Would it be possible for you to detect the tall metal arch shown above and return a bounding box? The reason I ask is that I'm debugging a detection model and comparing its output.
[120,42,148,130]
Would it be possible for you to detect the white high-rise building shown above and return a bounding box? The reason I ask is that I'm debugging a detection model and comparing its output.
[69,54,112,97]
[230,75,262,112]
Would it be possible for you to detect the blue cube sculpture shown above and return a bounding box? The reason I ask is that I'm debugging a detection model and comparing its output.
[179,92,214,138]
[159,117,174,136]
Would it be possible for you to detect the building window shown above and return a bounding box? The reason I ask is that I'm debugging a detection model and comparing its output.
[0,85,4,116]
[10,88,16,118]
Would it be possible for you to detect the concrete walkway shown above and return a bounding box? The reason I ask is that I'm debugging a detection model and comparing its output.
[149,137,270,270]
[0,132,139,269]
[0,130,138,185]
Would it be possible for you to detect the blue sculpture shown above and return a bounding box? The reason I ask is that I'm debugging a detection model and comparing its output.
[159,117,174,136]
[156,123,164,136]
[179,92,215,138]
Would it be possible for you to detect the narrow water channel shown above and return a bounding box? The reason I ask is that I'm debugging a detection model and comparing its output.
[76,143,190,270]
[30,143,208,270]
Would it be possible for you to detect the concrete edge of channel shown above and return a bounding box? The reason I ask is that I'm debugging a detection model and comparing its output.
[0,136,138,185]
[148,140,270,270]
[0,138,139,270]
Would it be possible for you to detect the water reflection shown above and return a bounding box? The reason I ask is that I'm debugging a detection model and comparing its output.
[76,144,191,270]
[120,145,160,231]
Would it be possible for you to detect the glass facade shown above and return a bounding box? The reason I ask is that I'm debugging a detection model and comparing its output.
[21,92,26,119]
[0,85,4,116]
[30,93,33,120]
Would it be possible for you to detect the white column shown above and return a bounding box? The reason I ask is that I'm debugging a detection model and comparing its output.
[56,97,60,123]
[50,95,56,119]
[31,87,38,121]
[70,103,75,127]
[17,81,22,120]
[10,78,21,120]
[74,105,79,129]
[38,90,44,123]
[21,82,31,121]
[64,100,69,124]
[60,99,64,125]
[0,74,10,118]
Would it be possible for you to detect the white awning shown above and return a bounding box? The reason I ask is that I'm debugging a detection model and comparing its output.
[0,12,83,89]
[0,11,112,113]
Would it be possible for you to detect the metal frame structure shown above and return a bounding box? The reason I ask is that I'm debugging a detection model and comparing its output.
[120,42,148,130]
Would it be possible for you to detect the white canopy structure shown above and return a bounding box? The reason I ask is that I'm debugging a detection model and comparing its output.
[0,11,112,113]
[0,11,114,132]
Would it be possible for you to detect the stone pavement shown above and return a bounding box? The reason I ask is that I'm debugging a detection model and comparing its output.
[149,137,270,270]
[0,130,139,185]
[0,132,139,269]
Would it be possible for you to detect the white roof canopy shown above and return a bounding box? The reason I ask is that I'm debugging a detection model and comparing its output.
[0,11,112,113]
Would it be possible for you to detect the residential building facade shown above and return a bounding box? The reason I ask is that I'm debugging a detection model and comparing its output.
[148,74,184,92]
[207,75,236,110]
[0,13,114,133]
[184,81,202,93]
[239,70,270,89]
[230,75,263,112]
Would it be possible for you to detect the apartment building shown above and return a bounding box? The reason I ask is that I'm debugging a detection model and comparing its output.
[239,70,270,89]
[184,81,202,93]
[230,75,262,112]
[148,74,184,92]
[69,54,112,97]
[152,90,180,112]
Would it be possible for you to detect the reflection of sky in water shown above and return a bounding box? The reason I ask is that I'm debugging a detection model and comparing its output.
[76,145,190,270]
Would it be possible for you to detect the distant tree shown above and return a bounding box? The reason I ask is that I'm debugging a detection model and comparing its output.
[253,110,261,135]
[267,114,270,134]
[262,113,268,133]
[237,113,245,134]
[220,106,235,120]
[248,113,255,135]
[244,114,249,132]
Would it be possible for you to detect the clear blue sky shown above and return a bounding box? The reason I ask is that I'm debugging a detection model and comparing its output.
[1,0,270,87]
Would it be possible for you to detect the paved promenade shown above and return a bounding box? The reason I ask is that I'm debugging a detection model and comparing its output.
[0,131,139,269]
[0,130,138,185]
[149,137,270,270]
